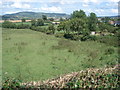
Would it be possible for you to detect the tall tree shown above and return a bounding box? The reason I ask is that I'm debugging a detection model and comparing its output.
[88,12,98,31]
[60,17,64,21]
[70,18,88,35]
[21,18,26,22]
[37,19,44,26]
[57,21,67,33]
[31,19,36,26]
[42,15,47,21]
[48,24,55,34]
[2,20,16,28]
[71,10,87,21]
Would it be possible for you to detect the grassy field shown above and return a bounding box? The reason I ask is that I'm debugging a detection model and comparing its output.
[2,28,118,82]
[15,22,31,25]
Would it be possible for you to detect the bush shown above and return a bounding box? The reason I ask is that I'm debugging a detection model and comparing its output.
[16,24,30,29]
[97,36,119,47]
[80,35,89,41]
[2,77,22,89]
[55,33,64,38]
[46,30,54,35]
[37,19,44,26]
[105,48,115,55]
[63,34,74,39]
[89,35,97,41]
[72,35,82,41]
[2,21,17,28]
[2,21,31,29]
[48,24,55,34]
[30,26,46,33]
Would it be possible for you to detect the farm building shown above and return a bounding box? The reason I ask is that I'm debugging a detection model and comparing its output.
[52,22,60,25]
[114,21,120,26]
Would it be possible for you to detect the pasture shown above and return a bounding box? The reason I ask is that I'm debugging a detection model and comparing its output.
[2,28,118,82]
[15,22,31,26]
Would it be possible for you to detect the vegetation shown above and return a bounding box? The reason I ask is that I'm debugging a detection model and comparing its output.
[2,65,119,89]
[36,19,44,26]
[49,18,54,21]
[2,21,16,28]
[2,9,119,89]
[1,12,69,20]
[71,10,87,21]
[88,13,98,31]
[47,24,55,34]
[21,18,26,22]
[2,29,118,82]
[42,15,47,21]
[2,21,30,29]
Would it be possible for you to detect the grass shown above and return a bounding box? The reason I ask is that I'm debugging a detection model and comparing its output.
[3,65,119,88]
[2,28,118,82]
[15,22,31,25]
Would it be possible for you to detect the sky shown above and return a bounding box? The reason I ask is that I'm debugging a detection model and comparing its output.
[0,0,119,16]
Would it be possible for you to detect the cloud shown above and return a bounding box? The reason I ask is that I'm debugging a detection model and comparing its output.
[109,0,119,2]
[111,9,118,13]
[82,3,89,7]
[3,0,35,3]
[84,8,105,16]
[95,9,104,13]
[1,0,119,16]
[84,0,97,3]
[41,6,63,13]
[50,0,76,5]
[0,1,2,4]
[2,0,120,3]
[11,2,30,8]
[4,11,21,14]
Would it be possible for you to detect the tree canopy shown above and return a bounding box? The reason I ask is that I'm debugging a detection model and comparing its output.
[71,10,87,21]
[88,13,98,31]
[42,15,47,21]
[21,18,26,22]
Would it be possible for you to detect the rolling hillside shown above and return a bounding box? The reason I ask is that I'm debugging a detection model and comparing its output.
[1,12,70,20]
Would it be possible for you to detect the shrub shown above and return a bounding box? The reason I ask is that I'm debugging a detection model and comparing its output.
[37,19,44,26]
[48,24,55,34]
[105,48,115,55]
[46,30,54,35]
[55,33,64,38]
[63,34,74,39]
[2,77,22,89]
[40,28,47,33]
[2,21,17,28]
[30,26,46,33]
[72,35,82,41]
[80,35,89,41]
[16,24,30,29]
[89,35,97,41]
[97,36,119,47]
[21,18,26,22]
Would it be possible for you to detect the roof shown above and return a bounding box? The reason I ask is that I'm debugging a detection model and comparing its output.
[114,21,120,24]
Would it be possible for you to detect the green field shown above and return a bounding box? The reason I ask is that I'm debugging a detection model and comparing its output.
[15,22,31,25]
[2,28,118,82]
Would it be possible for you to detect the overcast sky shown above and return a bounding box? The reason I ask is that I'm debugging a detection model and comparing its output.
[0,0,119,16]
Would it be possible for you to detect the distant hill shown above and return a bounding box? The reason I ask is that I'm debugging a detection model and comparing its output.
[98,15,120,18]
[1,12,70,20]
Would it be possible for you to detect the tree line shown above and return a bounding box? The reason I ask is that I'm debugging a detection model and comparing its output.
[2,9,118,40]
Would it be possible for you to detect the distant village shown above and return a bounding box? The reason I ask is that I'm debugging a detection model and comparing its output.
[1,16,120,26]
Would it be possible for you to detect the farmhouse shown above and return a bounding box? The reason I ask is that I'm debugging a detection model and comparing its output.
[114,21,120,26]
